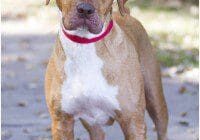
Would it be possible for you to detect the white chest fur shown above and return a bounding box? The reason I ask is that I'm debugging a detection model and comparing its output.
[59,28,120,125]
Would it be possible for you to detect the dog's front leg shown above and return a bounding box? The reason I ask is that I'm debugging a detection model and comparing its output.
[51,114,75,140]
[80,119,105,140]
[116,111,146,140]
[115,93,146,140]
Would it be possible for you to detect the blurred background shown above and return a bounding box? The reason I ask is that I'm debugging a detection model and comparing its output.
[1,0,199,140]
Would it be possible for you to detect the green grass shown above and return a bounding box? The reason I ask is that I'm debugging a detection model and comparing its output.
[127,2,199,68]
[156,49,198,67]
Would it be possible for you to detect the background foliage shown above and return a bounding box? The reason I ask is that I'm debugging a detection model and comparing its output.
[128,0,199,69]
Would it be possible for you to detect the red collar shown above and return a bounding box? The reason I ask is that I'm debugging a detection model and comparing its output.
[62,20,113,44]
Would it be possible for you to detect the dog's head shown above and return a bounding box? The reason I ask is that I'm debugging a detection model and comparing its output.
[46,0,129,34]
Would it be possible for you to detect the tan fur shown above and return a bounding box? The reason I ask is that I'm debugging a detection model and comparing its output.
[113,13,168,140]
[94,16,147,140]
[45,1,168,140]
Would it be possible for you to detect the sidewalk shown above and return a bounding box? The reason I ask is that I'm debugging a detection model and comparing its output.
[2,34,199,140]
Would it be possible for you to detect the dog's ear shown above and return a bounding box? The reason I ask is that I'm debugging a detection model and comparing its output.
[46,0,62,10]
[117,0,130,16]
[46,0,50,5]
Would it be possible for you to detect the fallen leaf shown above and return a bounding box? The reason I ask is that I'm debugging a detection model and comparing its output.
[41,60,49,67]
[39,113,49,119]
[179,121,189,127]
[179,86,187,94]
[180,112,187,117]
[17,101,27,107]
[35,111,49,119]
[176,65,186,74]
[44,125,51,132]
[17,56,27,62]
[23,128,30,134]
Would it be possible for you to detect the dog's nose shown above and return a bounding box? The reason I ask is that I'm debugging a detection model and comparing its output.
[77,3,95,17]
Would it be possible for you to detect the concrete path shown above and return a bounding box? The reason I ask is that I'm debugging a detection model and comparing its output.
[2,34,199,140]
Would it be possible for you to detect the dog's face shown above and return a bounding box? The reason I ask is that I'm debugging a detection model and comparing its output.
[46,0,128,34]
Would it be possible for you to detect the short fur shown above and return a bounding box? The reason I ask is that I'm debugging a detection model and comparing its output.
[45,0,168,140]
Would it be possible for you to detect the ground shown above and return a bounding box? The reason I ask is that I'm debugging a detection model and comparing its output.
[1,0,199,140]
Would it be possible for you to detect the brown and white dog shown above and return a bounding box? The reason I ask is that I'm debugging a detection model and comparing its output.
[45,0,168,140]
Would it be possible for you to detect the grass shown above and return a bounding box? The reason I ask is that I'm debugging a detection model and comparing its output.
[127,1,199,68]
[156,48,198,67]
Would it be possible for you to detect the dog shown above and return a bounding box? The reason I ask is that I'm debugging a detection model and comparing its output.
[45,0,168,140]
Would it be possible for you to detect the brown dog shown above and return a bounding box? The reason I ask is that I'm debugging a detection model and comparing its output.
[45,0,168,140]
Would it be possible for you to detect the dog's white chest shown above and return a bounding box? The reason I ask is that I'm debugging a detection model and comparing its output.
[59,31,120,125]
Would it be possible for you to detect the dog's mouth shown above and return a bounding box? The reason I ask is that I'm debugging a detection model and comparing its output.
[62,3,104,35]
[63,16,103,35]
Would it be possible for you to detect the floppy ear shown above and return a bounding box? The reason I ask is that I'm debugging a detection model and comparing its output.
[117,0,130,16]
[46,0,50,5]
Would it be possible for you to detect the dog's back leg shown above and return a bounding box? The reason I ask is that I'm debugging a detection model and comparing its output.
[137,35,168,140]
[143,63,168,140]
[135,23,168,140]
[134,38,168,140]
[114,14,168,140]
[136,36,168,139]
